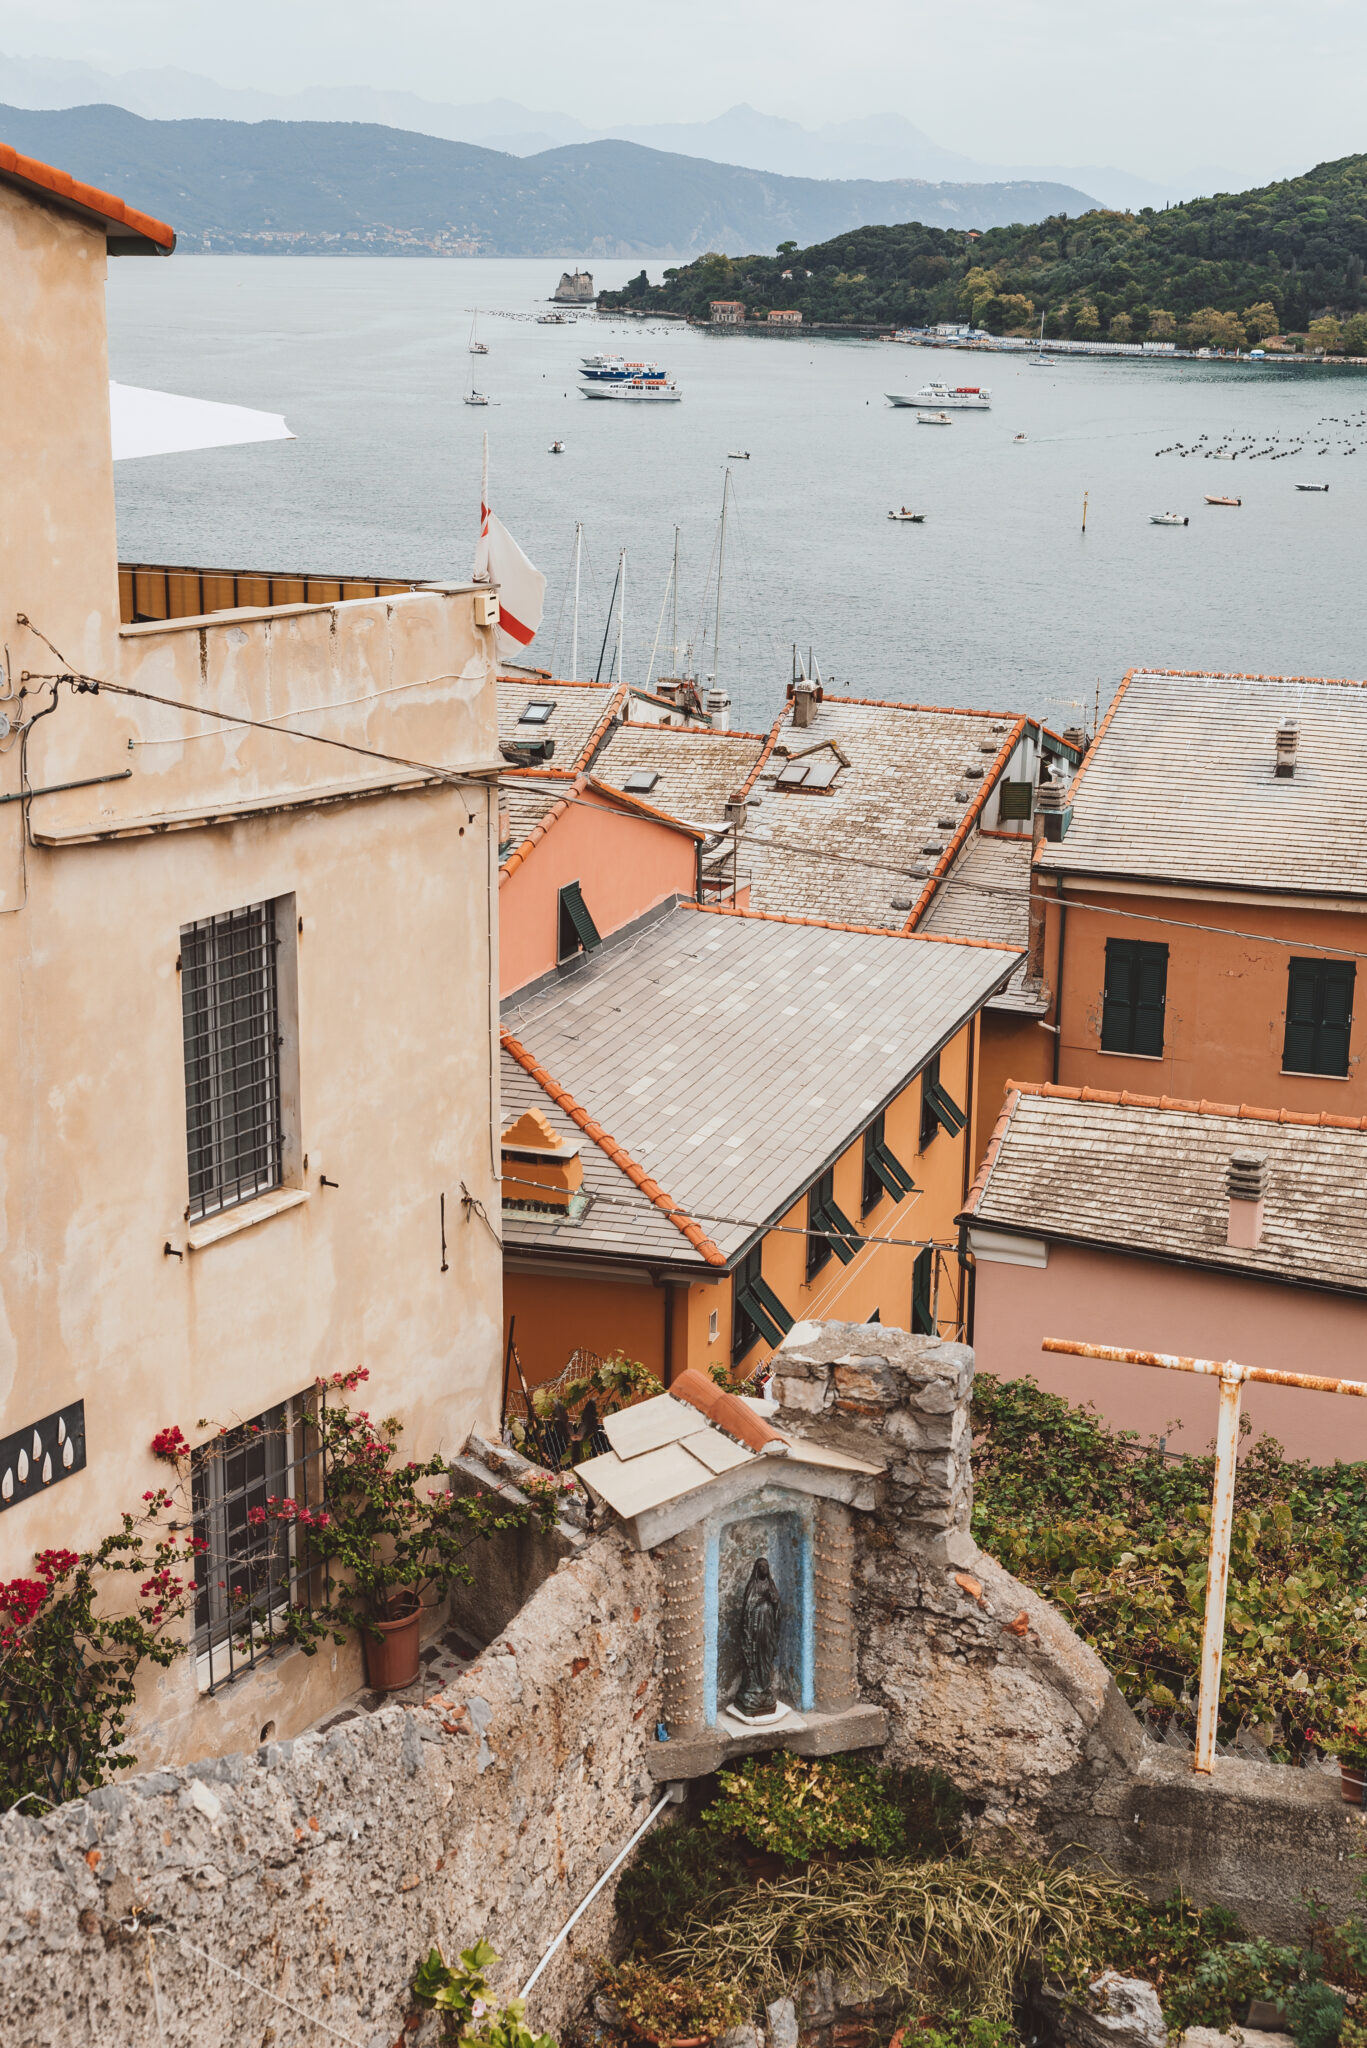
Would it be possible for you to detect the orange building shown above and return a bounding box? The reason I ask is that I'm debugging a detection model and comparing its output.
[1035,669,1367,1113]
[499,902,1019,1391]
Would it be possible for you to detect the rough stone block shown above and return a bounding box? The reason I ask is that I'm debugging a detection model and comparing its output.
[768,1997,799,2048]
[775,1374,829,1413]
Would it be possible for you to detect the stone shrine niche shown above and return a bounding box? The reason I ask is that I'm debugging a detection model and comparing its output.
[573,1369,885,1780]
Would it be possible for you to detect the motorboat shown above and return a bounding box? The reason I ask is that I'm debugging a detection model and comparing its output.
[916,411,953,425]
[1205,494,1241,506]
[728,450,751,459]
[888,381,990,409]
[579,379,682,402]
[888,508,926,521]
[1150,511,1189,525]
[538,311,573,324]
[1296,482,1330,492]
[580,356,666,383]
[1013,433,1027,442]
[550,440,565,453]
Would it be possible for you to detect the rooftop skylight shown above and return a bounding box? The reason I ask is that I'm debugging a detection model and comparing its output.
[518,700,556,726]
[624,769,660,793]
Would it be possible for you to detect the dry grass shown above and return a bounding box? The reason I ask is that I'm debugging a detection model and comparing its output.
[655,1855,1139,2019]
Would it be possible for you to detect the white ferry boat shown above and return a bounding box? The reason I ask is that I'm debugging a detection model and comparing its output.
[579,355,667,383]
[579,379,682,402]
[887,381,991,410]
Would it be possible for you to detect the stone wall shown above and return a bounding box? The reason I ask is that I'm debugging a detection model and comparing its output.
[770,1318,1365,1935]
[0,1530,662,2048]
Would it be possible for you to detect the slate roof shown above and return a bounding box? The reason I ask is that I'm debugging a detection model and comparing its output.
[589,722,771,832]
[1039,668,1367,898]
[497,678,621,770]
[499,769,703,880]
[500,771,576,849]
[916,835,1043,1015]
[963,1082,1367,1296]
[742,697,1027,929]
[500,899,1020,1269]
[500,1046,693,1267]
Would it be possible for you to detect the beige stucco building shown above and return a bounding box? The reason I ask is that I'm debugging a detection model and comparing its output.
[0,150,505,1760]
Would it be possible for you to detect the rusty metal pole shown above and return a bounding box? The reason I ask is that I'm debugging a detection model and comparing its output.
[1193,1365,1246,1774]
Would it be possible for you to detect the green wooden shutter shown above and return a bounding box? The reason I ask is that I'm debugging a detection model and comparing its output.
[558,881,601,954]
[911,1246,934,1334]
[1319,961,1355,1076]
[1132,944,1168,1058]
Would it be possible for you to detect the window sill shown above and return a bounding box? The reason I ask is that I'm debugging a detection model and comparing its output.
[186,1187,309,1251]
[1281,1067,1351,1081]
[1095,1048,1165,1061]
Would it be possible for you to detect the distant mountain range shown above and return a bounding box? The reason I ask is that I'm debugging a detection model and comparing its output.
[0,103,1102,257]
[0,51,1264,212]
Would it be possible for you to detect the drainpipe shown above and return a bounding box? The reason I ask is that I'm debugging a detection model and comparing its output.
[1025,807,1047,985]
[1051,897,1068,1085]
[660,1278,677,1387]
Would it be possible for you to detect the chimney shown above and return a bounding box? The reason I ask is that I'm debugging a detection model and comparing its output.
[1026,802,1048,981]
[792,677,818,729]
[1226,1151,1268,1248]
[706,687,731,732]
[1034,777,1071,842]
[500,1108,583,1212]
[1275,718,1299,778]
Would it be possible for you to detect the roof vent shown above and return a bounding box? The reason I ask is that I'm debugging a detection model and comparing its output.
[706,688,731,732]
[501,1107,583,1213]
[1275,718,1299,778]
[792,677,818,729]
[1034,779,1071,842]
[1226,1150,1268,1249]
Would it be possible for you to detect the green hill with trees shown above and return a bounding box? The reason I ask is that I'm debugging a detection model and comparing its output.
[604,153,1367,350]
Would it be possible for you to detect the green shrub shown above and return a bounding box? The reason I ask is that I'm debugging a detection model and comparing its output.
[699,1753,963,1866]
[413,1940,557,2048]
[615,1823,750,1950]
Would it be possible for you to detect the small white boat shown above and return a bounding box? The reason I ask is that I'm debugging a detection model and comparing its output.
[464,391,490,407]
[549,440,565,453]
[468,309,489,356]
[1013,433,1027,442]
[728,450,751,459]
[538,311,573,325]
[1296,481,1330,492]
[916,411,953,426]
[1205,494,1241,507]
[888,508,926,522]
[1150,511,1189,526]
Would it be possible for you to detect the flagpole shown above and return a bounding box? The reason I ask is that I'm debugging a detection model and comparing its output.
[476,431,490,580]
[571,522,582,681]
[711,468,730,691]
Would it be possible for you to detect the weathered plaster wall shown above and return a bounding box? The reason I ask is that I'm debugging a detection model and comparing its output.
[0,1530,662,2048]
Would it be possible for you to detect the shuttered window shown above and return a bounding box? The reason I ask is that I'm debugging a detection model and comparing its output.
[1283,957,1354,1077]
[557,881,601,963]
[919,1054,966,1149]
[732,1245,794,1361]
[862,1111,916,1213]
[1100,938,1168,1058]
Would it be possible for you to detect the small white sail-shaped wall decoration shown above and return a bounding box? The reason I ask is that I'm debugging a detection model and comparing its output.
[62,1439,74,1469]
[32,1431,41,1462]
[1,1471,11,1502]
[41,1454,52,1484]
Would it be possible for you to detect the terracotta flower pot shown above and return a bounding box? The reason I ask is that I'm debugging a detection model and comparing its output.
[362,1592,422,1691]
[1341,1760,1367,1805]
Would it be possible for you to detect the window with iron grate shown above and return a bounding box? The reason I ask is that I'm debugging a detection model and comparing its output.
[190,1391,323,1693]
[181,901,285,1220]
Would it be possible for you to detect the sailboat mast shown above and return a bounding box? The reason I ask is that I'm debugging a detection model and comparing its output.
[615,548,627,685]
[571,521,582,680]
[711,469,730,687]
[671,526,680,672]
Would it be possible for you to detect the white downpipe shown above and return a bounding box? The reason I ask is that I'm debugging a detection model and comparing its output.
[519,1792,672,2000]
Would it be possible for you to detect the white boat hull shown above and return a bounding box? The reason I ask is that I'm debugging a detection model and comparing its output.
[579,383,682,402]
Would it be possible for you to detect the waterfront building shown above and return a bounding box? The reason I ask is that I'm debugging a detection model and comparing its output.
[767,309,803,326]
[1,147,505,1761]
[709,300,745,325]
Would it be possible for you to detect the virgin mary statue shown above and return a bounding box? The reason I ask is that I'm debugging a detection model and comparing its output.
[734,1556,782,1717]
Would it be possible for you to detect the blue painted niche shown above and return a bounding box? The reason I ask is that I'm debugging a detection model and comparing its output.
[702,1485,815,1727]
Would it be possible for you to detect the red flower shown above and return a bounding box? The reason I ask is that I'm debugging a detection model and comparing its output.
[246,1506,267,1527]
[151,1425,189,1463]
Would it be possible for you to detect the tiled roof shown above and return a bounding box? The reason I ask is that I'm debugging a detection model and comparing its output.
[0,144,175,253]
[577,1377,880,1523]
[590,722,771,832]
[496,679,623,770]
[741,696,1025,930]
[1039,667,1367,898]
[916,835,1044,1015]
[963,1081,1367,1296]
[499,1047,701,1268]
[500,899,1019,1267]
[500,771,577,854]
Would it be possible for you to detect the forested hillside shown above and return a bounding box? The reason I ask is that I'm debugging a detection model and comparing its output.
[605,153,1367,347]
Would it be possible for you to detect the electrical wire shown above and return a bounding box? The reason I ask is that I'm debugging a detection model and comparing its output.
[499,1167,954,1251]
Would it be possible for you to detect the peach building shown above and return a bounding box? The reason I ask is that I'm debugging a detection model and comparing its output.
[1,150,505,1760]
[962,1082,1367,1462]
[1036,669,1367,1115]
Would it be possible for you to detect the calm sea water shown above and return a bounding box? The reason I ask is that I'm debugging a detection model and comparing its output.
[107,255,1367,733]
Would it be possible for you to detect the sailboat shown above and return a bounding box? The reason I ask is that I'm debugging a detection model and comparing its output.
[464,387,490,406]
[469,310,489,356]
[1028,310,1050,365]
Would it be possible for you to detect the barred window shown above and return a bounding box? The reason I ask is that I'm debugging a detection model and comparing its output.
[181,901,284,1220]
[191,1392,323,1693]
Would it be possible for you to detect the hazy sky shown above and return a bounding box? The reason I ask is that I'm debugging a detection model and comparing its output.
[2,0,1362,178]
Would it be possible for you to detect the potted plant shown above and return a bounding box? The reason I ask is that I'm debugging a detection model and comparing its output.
[248,1371,562,1692]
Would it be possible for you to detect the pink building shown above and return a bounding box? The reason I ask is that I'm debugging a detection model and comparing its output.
[961,1081,1367,1463]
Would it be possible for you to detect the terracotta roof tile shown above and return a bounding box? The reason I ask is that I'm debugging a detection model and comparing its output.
[0,144,175,252]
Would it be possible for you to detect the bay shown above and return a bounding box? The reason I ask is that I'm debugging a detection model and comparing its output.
[107,254,1367,734]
